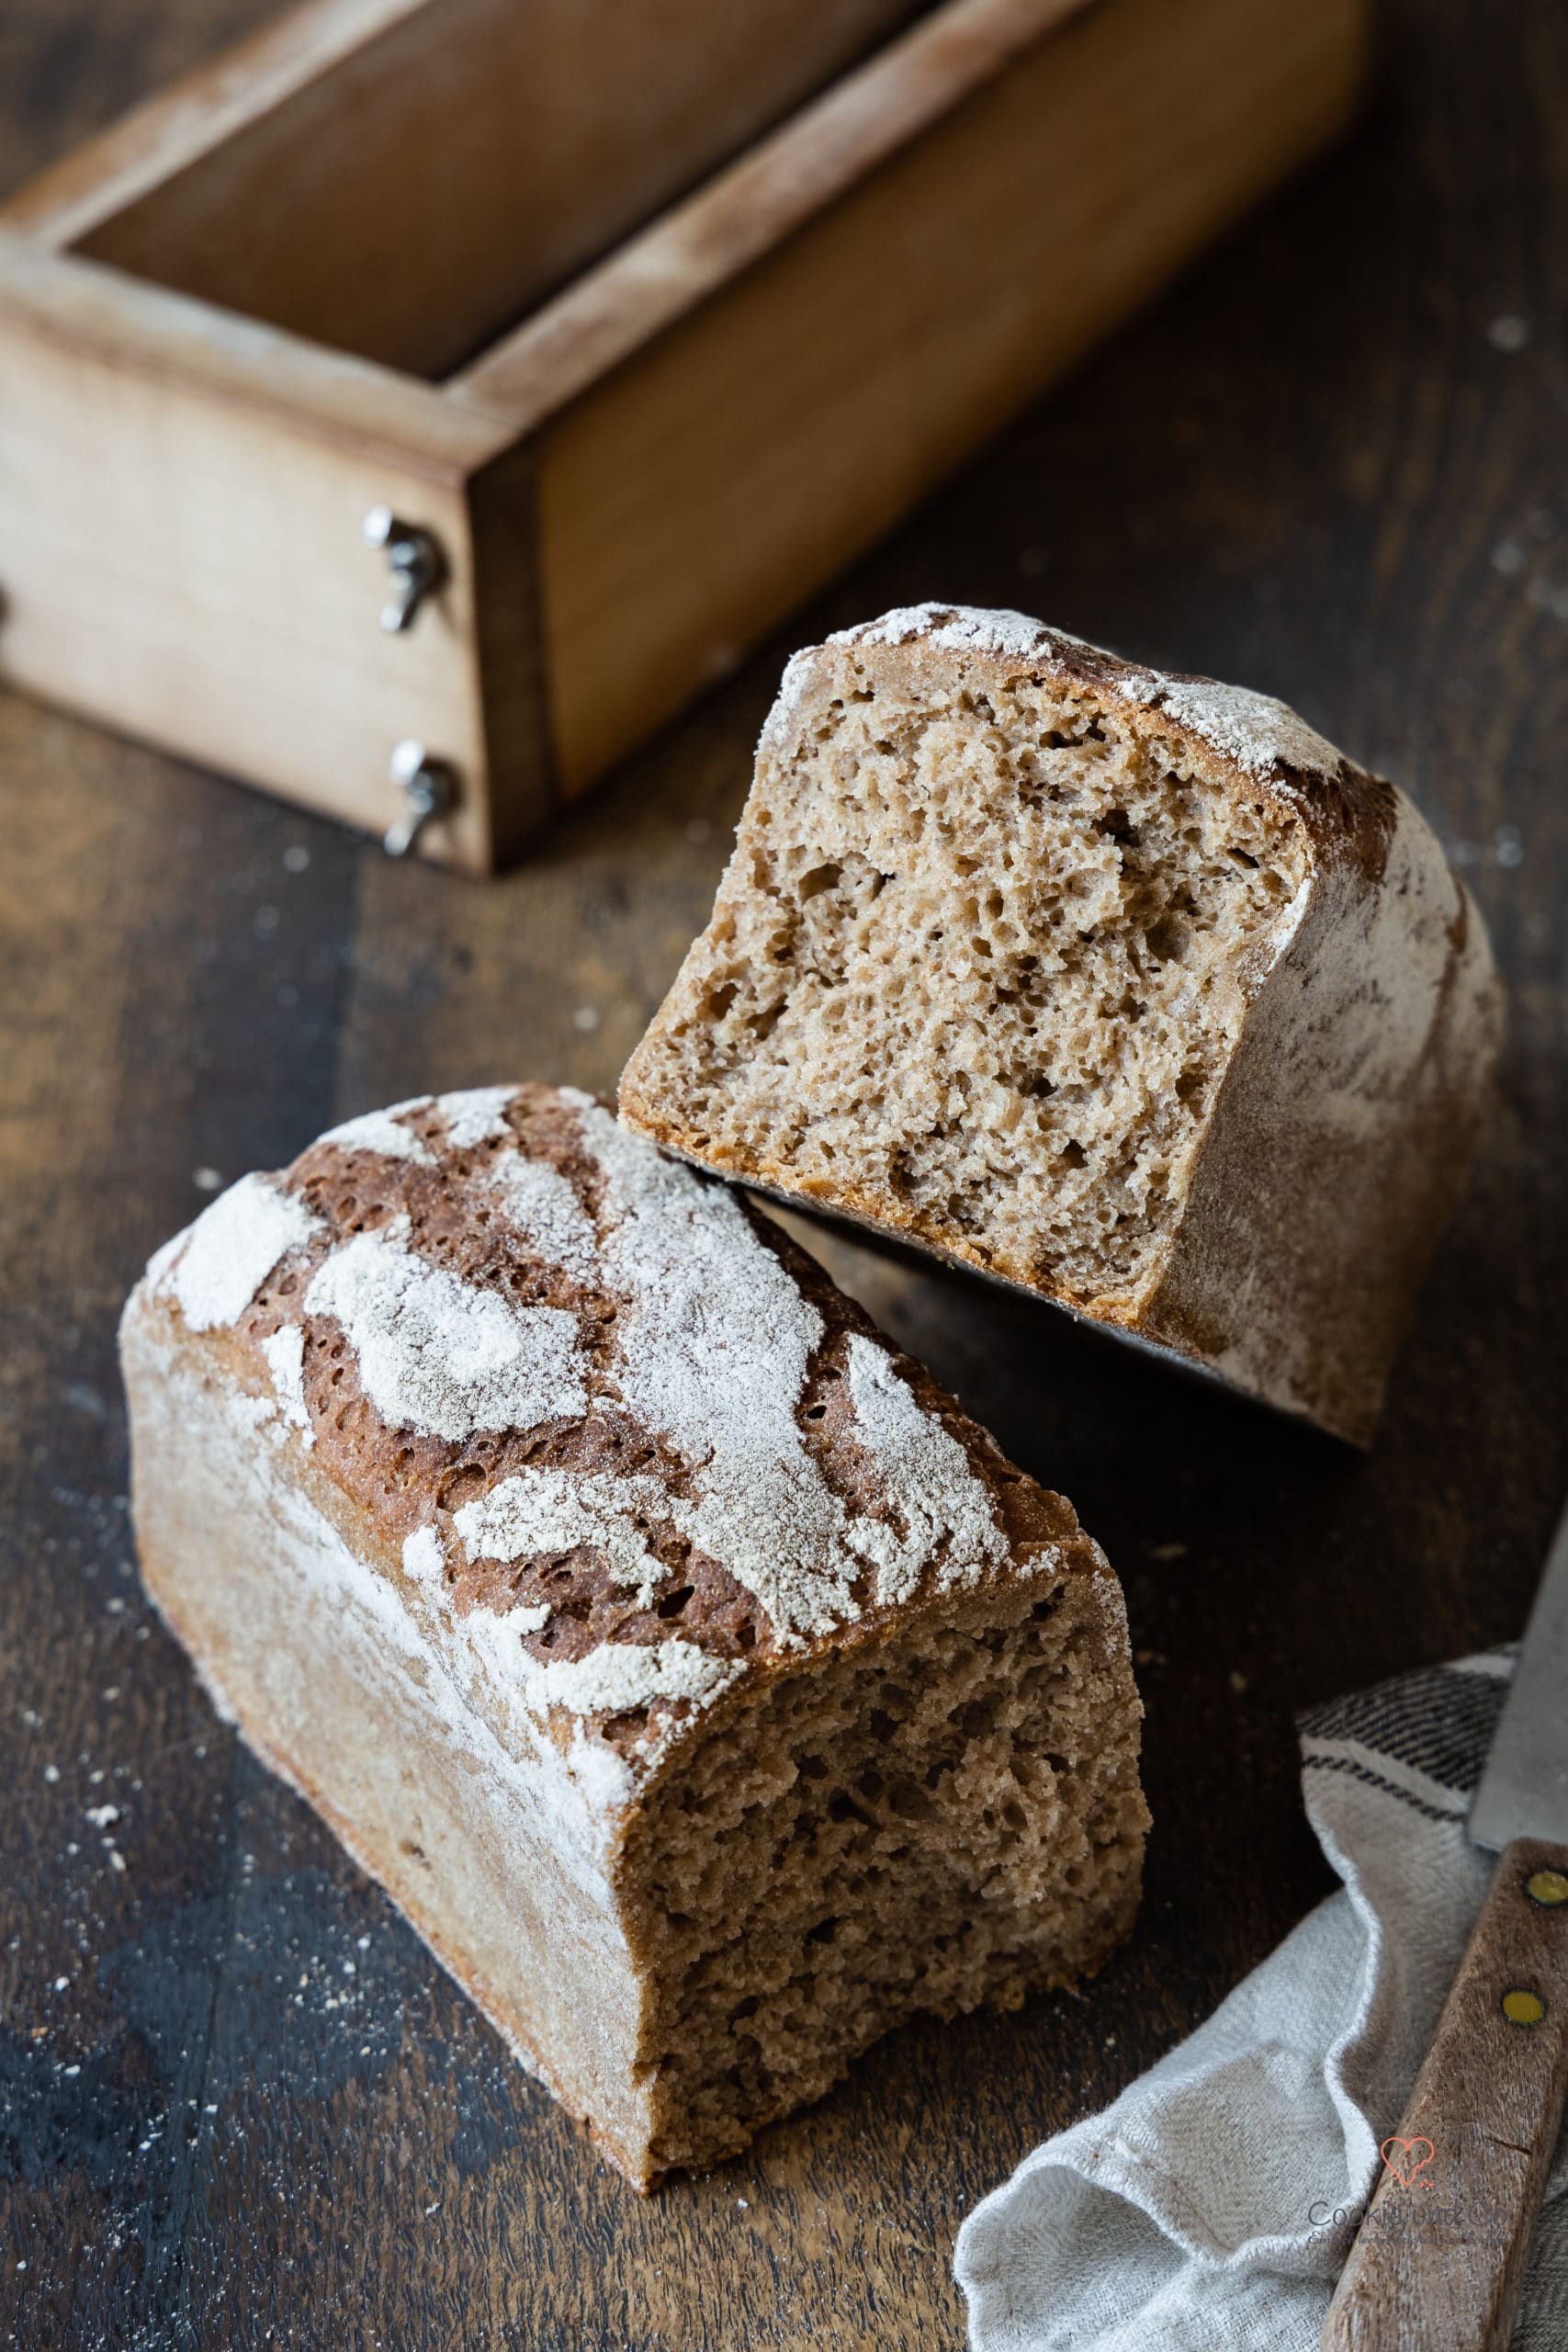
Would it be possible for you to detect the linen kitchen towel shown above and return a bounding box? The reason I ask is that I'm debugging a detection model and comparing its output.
[955,1648,1568,2350]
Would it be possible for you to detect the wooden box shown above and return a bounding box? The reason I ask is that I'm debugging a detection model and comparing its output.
[0,0,1366,871]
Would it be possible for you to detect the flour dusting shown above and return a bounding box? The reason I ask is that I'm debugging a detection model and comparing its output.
[572,1103,858,1643]
[487,1151,600,1284]
[1123,672,1342,782]
[305,1226,586,1442]
[468,1614,743,1719]
[438,1086,520,1149]
[841,1334,1005,1608]
[260,1322,313,1444]
[163,1173,322,1332]
[318,1102,436,1165]
[569,1099,1003,1645]
[455,1468,671,1610]
[402,1527,444,1582]
[834,602,1058,662]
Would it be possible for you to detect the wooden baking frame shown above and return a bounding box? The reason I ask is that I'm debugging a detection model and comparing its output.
[0,0,1368,869]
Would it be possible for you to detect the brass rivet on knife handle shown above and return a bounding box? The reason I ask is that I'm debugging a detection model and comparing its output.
[1526,1867,1568,1906]
[1320,1833,1568,2352]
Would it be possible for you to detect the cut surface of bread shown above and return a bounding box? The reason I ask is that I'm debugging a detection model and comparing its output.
[120,1082,1145,2187]
[620,606,1503,1442]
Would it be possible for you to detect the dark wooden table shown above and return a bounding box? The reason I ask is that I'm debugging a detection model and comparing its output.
[3,4,1565,2346]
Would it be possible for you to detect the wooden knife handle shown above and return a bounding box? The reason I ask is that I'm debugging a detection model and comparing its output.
[1321,1836,1568,2352]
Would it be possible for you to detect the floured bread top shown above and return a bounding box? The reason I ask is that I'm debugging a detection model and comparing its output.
[137,1085,1083,1785]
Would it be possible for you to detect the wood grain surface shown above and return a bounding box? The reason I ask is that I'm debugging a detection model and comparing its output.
[0,0,1365,864]
[2,3,1565,2347]
[1322,1839,1568,2351]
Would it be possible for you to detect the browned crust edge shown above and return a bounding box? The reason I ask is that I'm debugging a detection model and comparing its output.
[789,616,1401,886]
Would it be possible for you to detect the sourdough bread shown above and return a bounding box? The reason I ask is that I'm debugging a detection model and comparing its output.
[120,1082,1147,2186]
[620,607,1503,1442]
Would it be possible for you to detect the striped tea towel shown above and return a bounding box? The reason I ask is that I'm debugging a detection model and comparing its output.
[954,1648,1568,2350]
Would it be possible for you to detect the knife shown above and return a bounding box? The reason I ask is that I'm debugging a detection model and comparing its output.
[1322,1500,1568,2351]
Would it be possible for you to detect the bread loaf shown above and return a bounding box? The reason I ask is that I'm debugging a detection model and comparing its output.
[119,1082,1146,2187]
[619,606,1503,1443]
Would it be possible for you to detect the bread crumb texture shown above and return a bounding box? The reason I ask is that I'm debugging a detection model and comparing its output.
[622,607,1325,1308]
[622,1568,1143,2178]
[620,605,1501,1438]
